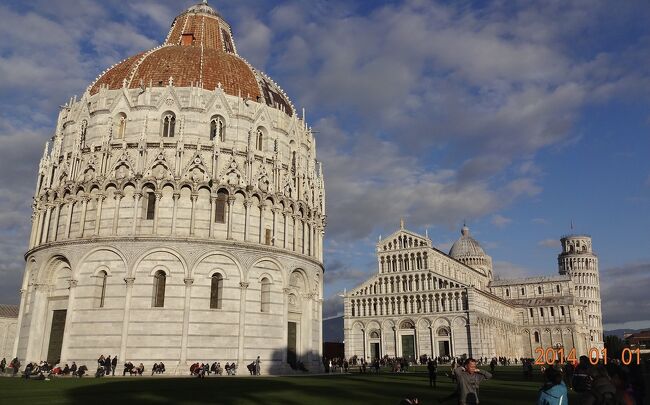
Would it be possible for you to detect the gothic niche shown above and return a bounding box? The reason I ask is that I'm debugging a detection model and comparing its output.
[182,155,209,183]
[400,320,415,329]
[220,159,246,187]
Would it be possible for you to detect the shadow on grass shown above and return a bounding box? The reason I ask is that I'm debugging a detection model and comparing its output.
[0,366,598,405]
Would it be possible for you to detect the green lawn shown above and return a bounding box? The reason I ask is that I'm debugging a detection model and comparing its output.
[0,366,641,405]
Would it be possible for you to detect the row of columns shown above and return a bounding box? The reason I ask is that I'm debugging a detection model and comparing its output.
[351,292,467,317]
[29,193,323,260]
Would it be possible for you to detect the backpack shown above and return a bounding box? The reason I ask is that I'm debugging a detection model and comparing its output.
[596,392,617,405]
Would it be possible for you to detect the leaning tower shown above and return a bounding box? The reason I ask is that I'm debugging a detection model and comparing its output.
[558,234,603,348]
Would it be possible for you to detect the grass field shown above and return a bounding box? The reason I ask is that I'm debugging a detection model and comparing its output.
[0,366,645,405]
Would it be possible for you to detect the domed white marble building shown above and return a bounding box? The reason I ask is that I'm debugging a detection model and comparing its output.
[14,1,325,374]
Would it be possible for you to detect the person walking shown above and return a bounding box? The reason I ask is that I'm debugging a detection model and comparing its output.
[441,358,492,405]
[255,356,261,376]
[111,355,117,376]
[427,359,438,388]
[537,366,568,405]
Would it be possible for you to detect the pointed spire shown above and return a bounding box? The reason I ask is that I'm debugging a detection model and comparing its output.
[400,217,405,229]
[425,228,429,239]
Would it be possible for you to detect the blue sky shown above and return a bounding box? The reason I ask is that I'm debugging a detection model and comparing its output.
[0,0,649,330]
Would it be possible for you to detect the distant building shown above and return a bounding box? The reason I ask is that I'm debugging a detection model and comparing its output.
[0,305,18,360]
[343,222,603,361]
[624,330,650,354]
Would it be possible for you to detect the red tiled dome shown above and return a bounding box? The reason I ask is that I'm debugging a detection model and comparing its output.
[89,1,294,116]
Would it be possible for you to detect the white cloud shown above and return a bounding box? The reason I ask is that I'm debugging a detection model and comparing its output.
[491,214,512,228]
[538,239,560,249]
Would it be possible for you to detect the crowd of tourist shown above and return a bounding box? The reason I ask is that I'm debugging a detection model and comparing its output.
[189,361,238,377]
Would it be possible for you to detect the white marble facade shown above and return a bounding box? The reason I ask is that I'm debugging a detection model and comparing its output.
[14,2,325,374]
[344,224,603,362]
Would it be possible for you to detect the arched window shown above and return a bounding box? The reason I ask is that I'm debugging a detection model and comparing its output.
[210,115,225,141]
[534,331,540,343]
[538,286,542,294]
[556,284,560,293]
[505,288,510,297]
[210,273,223,309]
[97,270,107,308]
[214,191,227,223]
[370,331,380,339]
[260,277,271,312]
[80,120,88,149]
[153,270,166,307]
[162,112,176,138]
[145,191,156,220]
[255,128,264,151]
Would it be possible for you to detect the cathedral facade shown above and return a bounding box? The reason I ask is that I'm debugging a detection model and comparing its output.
[14,2,325,374]
[344,223,603,361]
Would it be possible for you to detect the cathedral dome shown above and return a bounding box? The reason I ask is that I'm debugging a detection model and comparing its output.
[449,225,486,258]
[89,1,294,116]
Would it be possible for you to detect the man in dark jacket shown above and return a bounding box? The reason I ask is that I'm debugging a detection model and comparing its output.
[427,359,438,388]
[111,356,117,376]
[578,365,617,405]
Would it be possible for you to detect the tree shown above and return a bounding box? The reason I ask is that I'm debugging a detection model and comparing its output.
[604,335,625,360]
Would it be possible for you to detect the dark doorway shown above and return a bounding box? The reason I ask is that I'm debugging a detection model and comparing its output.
[47,310,67,364]
[371,342,380,360]
[287,321,297,368]
[401,335,415,361]
[438,340,450,357]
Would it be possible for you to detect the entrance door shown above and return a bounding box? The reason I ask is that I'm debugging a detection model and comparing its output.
[401,335,415,361]
[47,310,67,364]
[287,322,297,368]
[371,342,380,360]
[438,340,450,357]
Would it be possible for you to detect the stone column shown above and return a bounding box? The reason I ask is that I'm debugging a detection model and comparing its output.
[237,282,249,366]
[271,208,280,246]
[171,192,180,235]
[78,197,89,237]
[393,326,398,357]
[64,200,74,239]
[414,326,419,359]
[179,278,193,367]
[282,287,290,370]
[153,192,162,234]
[258,203,265,244]
[131,193,142,235]
[112,192,123,235]
[429,326,435,357]
[59,279,78,363]
[227,196,235,240]
[94,194,105,235]
[243,200,251,241]
[119,277,136,363]
[282,210,288,249]
[25,284,49,361]
[29,212,39,249]
[34,209,44,246]
[40,205,52,244]
[189,193,198,236]
[292,214,298,252]
[209,196,216,237]
[12,288,27,357]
